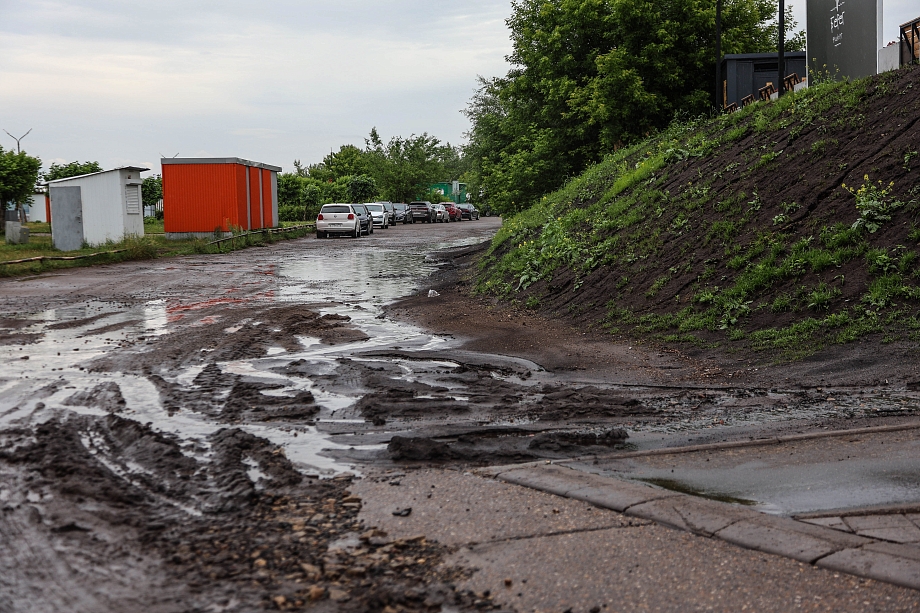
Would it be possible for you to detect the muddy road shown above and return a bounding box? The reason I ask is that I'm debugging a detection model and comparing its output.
[1,217,919,611]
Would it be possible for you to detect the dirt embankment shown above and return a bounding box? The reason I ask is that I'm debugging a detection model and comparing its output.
[479,65,920,367]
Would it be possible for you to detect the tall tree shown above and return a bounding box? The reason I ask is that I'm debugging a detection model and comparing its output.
[365,130,449,203]
[0,146,42,212]
[465,0,803,214]
[141,175,162,218]
[348,174,378,203]
[43,160,102,182]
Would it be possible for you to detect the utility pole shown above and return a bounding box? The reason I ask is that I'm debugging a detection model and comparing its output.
[715,0,722,110]
[778,0,785,97]
[3,128,32,153]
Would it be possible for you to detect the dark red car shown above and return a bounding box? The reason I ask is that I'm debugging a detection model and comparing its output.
[442,202,462,222]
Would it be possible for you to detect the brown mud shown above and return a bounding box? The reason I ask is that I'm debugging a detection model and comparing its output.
[1,220,918,611]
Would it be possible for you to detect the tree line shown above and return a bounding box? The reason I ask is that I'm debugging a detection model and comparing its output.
[277,128,471,222]
[463,0,804,215]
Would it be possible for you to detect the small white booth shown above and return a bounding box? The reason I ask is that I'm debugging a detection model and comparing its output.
[25,191,48,223]
[45,166,148,251]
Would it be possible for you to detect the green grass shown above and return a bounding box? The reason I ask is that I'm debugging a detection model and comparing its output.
[0,225,314,277]
[477,68,920,360]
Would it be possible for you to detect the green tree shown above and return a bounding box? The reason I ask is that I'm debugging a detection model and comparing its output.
[0,146,42,214]
[465,0,803,214]
[348,174,378,203]
[43,160,102,182]
[141,175,162,218]
[365,129,449,203]
[302,184,321,221]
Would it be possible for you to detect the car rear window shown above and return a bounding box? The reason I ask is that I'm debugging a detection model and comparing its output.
[321,205,351,213]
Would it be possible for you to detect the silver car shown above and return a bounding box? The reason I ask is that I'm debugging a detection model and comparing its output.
[431,203,448,222]
[315,203,361,238]
[364,203,391,229]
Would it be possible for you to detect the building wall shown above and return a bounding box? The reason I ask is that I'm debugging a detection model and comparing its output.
[26,193,47,222]
[162,159,279,233]
[270,171,279,227]
[879,44,901,73]
[163,164,246,232]
[723,54,807,108]
[261,168,273,229]
[49,169,144,246]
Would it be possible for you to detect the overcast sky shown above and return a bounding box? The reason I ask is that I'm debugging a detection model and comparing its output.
[1,1,916,177]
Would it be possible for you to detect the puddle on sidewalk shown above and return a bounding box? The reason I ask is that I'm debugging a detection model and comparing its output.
[588,429,920,516]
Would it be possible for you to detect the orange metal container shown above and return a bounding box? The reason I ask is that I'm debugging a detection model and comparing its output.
[161,157,281,236]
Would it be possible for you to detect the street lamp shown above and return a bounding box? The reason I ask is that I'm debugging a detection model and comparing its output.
[3,128,32,153]
[716,0,722,109]
[778,0,785,97]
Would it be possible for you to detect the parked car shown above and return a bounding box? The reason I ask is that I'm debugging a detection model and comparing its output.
[352,203,374,235]
[364,202,390,229]
[392,203,413,224]
[457,203,480,220]
[442,202,462,222]
[431,203,448,222]
[315,203,362,238]
[408,201,436,223]
[381,202,396,223]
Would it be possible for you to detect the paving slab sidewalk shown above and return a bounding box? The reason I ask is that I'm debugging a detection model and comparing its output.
[483,461,920,591]
[353,469,920,612]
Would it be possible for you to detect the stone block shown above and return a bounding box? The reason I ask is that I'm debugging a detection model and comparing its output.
[818,545,920,590]
[626,496,759,536]
[5,221,22,244]
[716,515,870,563]
[569,483,676,513]
[497,464,604,497]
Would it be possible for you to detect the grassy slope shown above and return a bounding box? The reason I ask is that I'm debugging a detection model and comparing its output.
[477,65,920,359]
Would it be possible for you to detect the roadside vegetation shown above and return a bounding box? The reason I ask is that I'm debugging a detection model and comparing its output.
[477,66,920,359]
[277,129,470,223]
[0,225,313,277]
[463,0,804,216]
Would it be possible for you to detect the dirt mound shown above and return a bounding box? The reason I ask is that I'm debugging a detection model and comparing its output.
[63,382,127,413]
[89,303,369,375]
[480,65,920,362]
[388,436,463,461]
[528,427,628,450]
[536,385,653,420]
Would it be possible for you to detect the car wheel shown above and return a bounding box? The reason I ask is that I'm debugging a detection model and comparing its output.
[352,225,359,238]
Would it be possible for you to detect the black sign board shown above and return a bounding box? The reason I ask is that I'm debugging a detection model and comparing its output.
[807,0,881,79]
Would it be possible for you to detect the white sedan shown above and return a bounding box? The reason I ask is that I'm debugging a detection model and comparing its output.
[316,204,360,238]
[364,203,390,229]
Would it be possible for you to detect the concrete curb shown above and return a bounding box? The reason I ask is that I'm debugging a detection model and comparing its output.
[477,463,920,591]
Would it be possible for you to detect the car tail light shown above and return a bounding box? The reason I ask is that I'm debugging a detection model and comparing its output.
[347,213,355,220]
[317,214,324,220]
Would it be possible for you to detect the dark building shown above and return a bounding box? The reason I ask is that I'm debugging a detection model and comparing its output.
[721,52,807,109]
